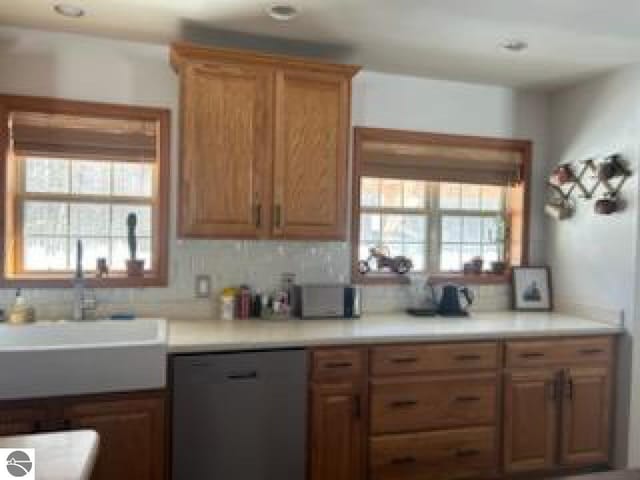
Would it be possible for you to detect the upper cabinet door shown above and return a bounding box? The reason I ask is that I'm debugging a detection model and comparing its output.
[560,366,611,466]
[273,69,350,240]
[179,62,273,238]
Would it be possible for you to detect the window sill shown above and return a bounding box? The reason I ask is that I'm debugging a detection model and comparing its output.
[0,272,167,288]
[352,271,511,286]
[429,272,511,285]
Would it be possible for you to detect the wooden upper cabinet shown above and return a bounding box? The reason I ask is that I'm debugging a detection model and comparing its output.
[179,61,273,238]
[503,369,558,473]
[561,366,611,466]
[273,69,350,239]
[171,42,359,240]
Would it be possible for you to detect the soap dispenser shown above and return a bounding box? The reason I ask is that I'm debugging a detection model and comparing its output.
[8,289,35,324]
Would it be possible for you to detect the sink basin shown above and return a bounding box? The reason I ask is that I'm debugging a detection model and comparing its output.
[0,318,167,400]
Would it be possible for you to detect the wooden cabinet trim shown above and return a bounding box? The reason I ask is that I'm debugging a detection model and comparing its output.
[170,42,361,78]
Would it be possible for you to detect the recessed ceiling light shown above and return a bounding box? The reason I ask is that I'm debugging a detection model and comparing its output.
[53,4,85,18]
[267,3,300,21]
[500,39,528,52]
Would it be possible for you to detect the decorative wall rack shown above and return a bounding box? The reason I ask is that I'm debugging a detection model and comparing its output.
[546,154,632,218]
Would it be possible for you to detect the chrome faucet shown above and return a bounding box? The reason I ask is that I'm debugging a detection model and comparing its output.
[72,240,96,321]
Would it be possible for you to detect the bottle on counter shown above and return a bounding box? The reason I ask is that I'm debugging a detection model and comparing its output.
[220,288,236,321]
[237,286,252,319]
[8,289,35,325]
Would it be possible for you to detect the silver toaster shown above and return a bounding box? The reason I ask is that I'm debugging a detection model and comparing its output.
[291,284,361,319]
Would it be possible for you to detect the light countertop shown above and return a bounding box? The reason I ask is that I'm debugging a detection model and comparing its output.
[168,311,623,353]
[0,430,98,480]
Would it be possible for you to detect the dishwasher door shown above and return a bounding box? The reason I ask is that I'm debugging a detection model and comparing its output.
[172,349,307,480]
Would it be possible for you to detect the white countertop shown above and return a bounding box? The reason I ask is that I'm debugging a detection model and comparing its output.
[0,430,98,480]
[168,311,623,353]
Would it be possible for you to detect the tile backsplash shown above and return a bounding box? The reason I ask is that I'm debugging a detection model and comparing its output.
[0,240,510,319]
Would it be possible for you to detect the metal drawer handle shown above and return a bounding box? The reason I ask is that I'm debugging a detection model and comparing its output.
[390,400,418,408]
[227,371,258,380]
[455,396,481,403]
[391,456,417,465]
[455,354,482,361]
[580,348,604,355]
[391,357,418,364]
[456,449,481,458]
[325,361,353,369]
[520,352,545,358]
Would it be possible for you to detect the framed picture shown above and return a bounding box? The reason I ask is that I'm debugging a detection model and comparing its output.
[512,266,553,311]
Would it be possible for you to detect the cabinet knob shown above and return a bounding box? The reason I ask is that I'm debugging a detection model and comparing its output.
[254,204,262,228]
[454,395,481,403]
[520,352,545,358]
[455,354,482,361]
[325,361,353,369]
[456,449,481,458]
[391,456,416,465]
[390,399,418,408]
[390,357,418,364]
[274,204,282,228]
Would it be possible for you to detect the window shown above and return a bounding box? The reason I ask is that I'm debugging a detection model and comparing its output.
[0,95,170,287]
[359,179,506,273]
[353,127,530,283]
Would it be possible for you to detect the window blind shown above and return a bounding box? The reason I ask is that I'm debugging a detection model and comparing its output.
[9,112,157,162]
[360,138,524,186]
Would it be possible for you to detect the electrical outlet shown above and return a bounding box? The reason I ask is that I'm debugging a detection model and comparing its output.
[195,275,211,298]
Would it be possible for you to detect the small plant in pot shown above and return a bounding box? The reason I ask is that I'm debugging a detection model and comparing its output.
[126,212,145,277]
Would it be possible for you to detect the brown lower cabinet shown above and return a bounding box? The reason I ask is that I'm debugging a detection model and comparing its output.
[0,390,166,480]
[310,383,364,480]
[310,336,615,480]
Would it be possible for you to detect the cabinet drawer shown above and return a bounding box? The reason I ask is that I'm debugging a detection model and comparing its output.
[371,342,498,376]
[311,348,364,382]
[506,337,613,368]
[370,427,496,480]
[370,374,497,434]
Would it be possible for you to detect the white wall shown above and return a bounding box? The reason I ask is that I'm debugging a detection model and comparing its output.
[0,26,549,316]
[548,66,640,466]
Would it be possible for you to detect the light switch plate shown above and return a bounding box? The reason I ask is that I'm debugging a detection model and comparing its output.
[195,275,211,298]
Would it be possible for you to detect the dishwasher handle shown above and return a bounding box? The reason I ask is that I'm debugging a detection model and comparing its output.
[226,371,259,381]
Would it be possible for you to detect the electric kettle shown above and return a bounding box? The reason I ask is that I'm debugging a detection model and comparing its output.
[436,284,474,317]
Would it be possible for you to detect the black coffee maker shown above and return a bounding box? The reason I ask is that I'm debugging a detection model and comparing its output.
[436,284,474,317]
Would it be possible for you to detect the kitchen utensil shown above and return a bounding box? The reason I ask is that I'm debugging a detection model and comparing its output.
[436,284,474,317]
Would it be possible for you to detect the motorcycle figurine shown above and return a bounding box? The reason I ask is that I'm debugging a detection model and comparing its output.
[358,246,413,275]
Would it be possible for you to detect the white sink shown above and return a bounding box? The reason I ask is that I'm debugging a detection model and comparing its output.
[0,318,167,400]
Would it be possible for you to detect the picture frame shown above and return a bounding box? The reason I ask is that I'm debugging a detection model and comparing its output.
[511,266,553,311]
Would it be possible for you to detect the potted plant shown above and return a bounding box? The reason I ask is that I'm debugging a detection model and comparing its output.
[126,213,145,277]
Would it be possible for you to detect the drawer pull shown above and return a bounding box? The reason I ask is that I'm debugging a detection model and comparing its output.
[580,348,604,355]
[227,371,258,380]
[391,456,417,465]
[456,449,481,458]
[455,354,482,361]
[324,361,353,369]
[455,395,481,403]
[520,352,545,358]
[391,357,419,364]
[390,400,418,408]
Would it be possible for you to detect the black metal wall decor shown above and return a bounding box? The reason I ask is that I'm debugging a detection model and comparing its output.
[546,154,632,218]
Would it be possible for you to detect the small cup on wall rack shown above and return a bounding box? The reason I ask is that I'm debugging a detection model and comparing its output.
[553,164,574,185]
[598,155,625,181]
[594,194,619,215]
[126,259,145,277]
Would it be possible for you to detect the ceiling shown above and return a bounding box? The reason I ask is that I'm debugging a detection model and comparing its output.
[3,0,640,89]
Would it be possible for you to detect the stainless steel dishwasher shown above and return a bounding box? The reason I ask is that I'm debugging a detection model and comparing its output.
[172,349,307,480]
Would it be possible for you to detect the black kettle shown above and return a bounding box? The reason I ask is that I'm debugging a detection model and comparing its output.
[436,284,474,317]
